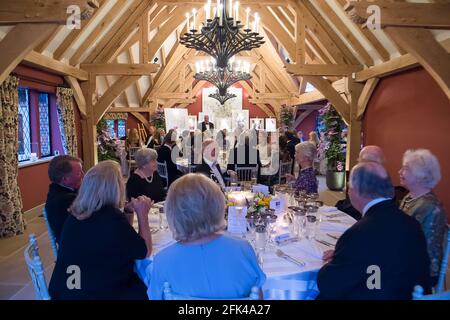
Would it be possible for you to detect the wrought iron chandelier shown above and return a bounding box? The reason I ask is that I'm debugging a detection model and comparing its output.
[180,0,264,69]
[194,57,252,104]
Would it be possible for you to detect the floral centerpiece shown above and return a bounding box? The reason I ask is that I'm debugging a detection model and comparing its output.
[247,192,273,216]
[150,106,165,129]
[97,119,124,163]
[317,103,347,190]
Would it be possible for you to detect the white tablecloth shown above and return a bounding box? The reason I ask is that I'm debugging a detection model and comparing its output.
[134,205,356,300]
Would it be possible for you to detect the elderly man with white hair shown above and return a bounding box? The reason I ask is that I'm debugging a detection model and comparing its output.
[399,149,447,287]
[317,162,431,300]
[195,139,236,189]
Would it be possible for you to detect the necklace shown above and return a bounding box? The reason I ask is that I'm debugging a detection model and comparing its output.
[136,170,153,183]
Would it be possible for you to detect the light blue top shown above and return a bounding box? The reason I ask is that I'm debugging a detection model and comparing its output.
[148,234,266,300]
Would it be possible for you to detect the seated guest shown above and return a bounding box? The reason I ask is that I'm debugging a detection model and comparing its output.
[157,129,183,186]
[196,139,236,189]
[45,155,84,245]
[287,142,318,194]
[49,160,153,300]
[149,174,266,299]
[317,162,431,300]
[336,145,385,221]
[227,133,262,179]
[126,148,166,203]
[399,149,447,287]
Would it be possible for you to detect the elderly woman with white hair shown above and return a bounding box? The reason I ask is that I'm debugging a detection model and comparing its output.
[399,149,447,287]
[149,174,266,299]
[287,142,318,194]
[126,148,166,203]
[49,160,153,300]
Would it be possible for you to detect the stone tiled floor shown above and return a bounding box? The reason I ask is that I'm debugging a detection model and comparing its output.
[0,177,447,300]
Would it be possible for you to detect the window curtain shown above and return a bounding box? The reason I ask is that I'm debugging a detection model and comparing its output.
[56,87,78,156]
[0,76,25,238]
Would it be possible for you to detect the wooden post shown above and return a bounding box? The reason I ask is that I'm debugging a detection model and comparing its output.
[80,73,97,170]
[345,77,364,171]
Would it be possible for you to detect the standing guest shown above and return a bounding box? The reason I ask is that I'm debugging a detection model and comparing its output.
[127,148,166,203]
[49,161,153,300]
[147,127,162,149]
[297,130,304,142]
[145,125,157,148]
[196,139,235,189]
[318,162,431,300]
[198,114,214,133]
[308,131,320,148]
[399,149,447,287]
[278,135,292,163]
[149,174,266,299]
[45,155,84,245]
[126,128,143,150]
[286,131,300,160]
[286,142,318,194]
[227,133,262,180]
[157,129,183,186]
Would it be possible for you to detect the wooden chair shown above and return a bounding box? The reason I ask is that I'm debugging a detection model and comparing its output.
[42,208,58,261]
[163,282,259,300]
[24,234,51,300]
[157,161,169,188]
[412,285,450,300]
[436,225,450,293]
[236,166,258,182]
[278,160,293,185]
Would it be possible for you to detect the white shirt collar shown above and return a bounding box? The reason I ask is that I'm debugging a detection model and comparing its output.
[362,198,390,216]
[204,157,216,168]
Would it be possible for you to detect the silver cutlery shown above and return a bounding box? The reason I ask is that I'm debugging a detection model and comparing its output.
[315,239,334,247]
[275,249,305,267]
[325,219,342,223]
[326,233,339,240]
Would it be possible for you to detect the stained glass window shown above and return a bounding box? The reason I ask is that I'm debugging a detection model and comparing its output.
[39,93,51,157]
[118,120,126,138]
[18,88,31,162]
[106,120,115,138]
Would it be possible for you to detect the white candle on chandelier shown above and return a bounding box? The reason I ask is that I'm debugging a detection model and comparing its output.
[229,0,233,18]
[205,0,211,20]
[234,2,239,23]
[192,9,197,31]
[245,7,250,30]
[186,13,190,32]
[255,13,260,33]
[219,4,223,26]
[196,62,200,73]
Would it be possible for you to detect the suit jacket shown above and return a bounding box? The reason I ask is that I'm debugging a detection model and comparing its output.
[157,144,183,186]
[45,183,77,245]
[196,160,229,186]
[199,121,214,132]
[317,200,431,300]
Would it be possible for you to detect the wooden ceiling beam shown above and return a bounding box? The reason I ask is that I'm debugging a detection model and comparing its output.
[80,63,160,75]
[64,75,87,119]
[286,63,363,76]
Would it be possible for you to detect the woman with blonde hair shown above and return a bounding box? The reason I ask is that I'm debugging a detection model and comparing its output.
[399,149,447,286]
[149,174,266,299]
[49,160,153,300]
[308,131,320,148]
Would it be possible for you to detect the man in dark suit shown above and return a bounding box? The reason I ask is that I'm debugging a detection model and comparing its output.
[196,139,236,189]
[45,155,84,245]
[157,129,183,187]
[198,115,214,133]
[317,162,431,300]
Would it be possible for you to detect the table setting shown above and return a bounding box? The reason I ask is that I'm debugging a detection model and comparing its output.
[133,188,356,300]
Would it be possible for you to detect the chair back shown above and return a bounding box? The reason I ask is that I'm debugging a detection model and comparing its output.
[42,207,58,261]
[236,166,258,182]
[278,160,293,185]
[412,285,450,300]
[163,282,259,300]
[188,164,197,173]
[157,161,169,187]
[262,273,319,300]
[436,224,450,293]
[24,234,51,300]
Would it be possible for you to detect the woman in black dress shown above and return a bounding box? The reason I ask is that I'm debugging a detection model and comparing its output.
[48,160,153,300]
[126,148,166,202]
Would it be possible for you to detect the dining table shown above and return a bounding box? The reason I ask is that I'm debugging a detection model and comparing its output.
[133,203,356,300]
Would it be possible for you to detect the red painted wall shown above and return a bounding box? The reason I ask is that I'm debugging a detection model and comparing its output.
[186,82,272,120]
[18,162,51,211]
[363,67,450,218]
[296,110,318,138]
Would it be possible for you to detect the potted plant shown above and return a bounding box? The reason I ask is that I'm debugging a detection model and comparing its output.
[318,103,346,191]
[280,105,294,129]
[150,106,165,130]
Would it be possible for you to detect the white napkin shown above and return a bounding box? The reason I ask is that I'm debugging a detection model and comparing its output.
[320,205,340,213]
[320,221,350,233]
[290,239,323,260]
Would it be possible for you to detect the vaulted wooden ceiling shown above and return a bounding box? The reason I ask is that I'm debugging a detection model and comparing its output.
[1,0,449,119]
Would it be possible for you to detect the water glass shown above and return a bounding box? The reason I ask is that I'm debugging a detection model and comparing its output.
[305,215,318,239]
[293,210,306,240]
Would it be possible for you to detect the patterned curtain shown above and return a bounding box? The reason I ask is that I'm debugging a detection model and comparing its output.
[0,76,25,238]
[56,87,78,156]
[103,112,128,120]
